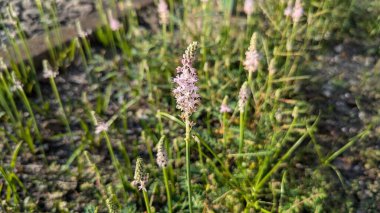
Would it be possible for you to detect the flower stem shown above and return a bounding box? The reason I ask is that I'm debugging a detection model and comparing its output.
[19,89,41,140]
[168,0,174,34]
[222,112,228,147]
[284,22,297,77]
[0,74,20,123]
[163,167,172,213]
[49,77,72,136]
[185,118,193,213]
[102,132,129,199]
[81,37,92,60]
[247,71,255,104]
[142,189,152,213]
[163,23,167,47]
[160,24,167,58]
[263,73,273,109]
[238,111,245,154]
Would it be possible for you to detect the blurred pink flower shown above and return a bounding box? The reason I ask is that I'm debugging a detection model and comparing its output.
[108,11,122,31]
[244,0,254,16]
[238,82,250,112]
[243,50,260,73]
[157,0,169,25]
[292,0,303,23]
[269,58,276,75]
[220,103,232,113]
[284,4,292,17]
[244,33,260,73]
[95,122,109,135]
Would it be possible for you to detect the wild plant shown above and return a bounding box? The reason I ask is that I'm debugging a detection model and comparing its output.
[156,135,172,213]
[42,60,72,136]
[10,73,41,141]
[90,111,129,198]
[132,157,151,213]
[1,4,43,100]
[158,0,169,55]
[172,41,199,212]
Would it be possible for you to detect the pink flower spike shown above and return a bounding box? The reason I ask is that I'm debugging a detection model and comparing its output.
[284,5,292,17]
[244,0,254,16]
[243,50,260,73]
[238,82,250,113]
[157,0,169,25]
[108,10,122,31]
[244,33,260,73]
[220,103,232,113]
[292,0,303,23]
[173,42,200,119]
[220,96,232,113]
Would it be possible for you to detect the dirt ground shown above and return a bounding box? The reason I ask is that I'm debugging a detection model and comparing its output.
[303,39,380,211]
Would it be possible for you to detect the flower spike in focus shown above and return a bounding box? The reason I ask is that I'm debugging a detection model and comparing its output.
[173,42,200,119]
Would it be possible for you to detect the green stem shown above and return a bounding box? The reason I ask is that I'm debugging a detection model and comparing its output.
[115,30,131,57]
[15,21,43,101]
[246,15,252,39]
[0,74,19,122]
[185,118,193,213]
[169,0,174,34]
[222,112,228,147]
[81,37,92,60]
[8,39,27,79]
[118,141,132,176]
[163,23,167,48]
[157,110,164,135]
[247,71,255,104]
[103,132,129,198]
[49,77,72,136]
[45,36,57,65]
[163,167,172,213]
[284,23,298,77]
[263,73,273,110]
[75,39,90,81]
[19,90,41,140]
[160,24,167,58]
[238,111,245,154]
[142,190,152,213]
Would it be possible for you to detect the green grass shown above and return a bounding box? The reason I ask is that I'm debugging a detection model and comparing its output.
[0,0,378,212]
